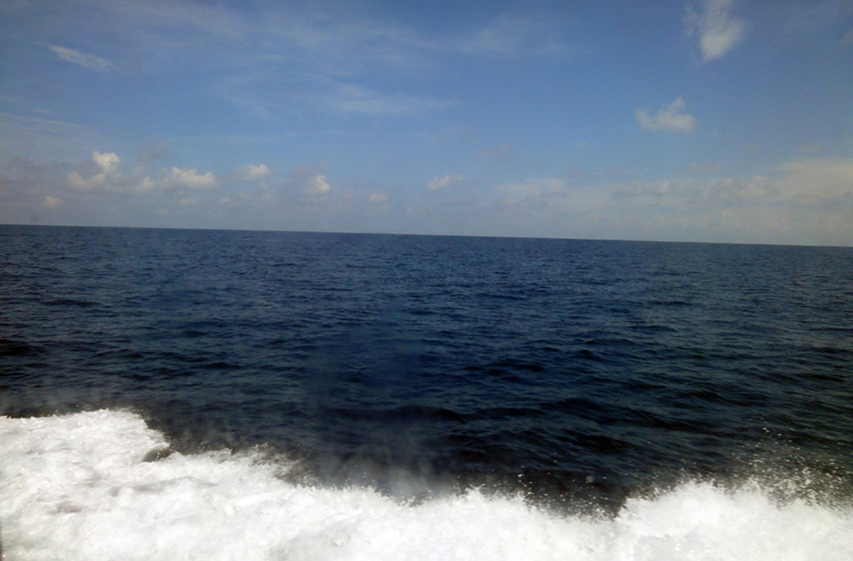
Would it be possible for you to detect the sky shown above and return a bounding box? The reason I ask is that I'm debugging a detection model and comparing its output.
[1,0,852,245]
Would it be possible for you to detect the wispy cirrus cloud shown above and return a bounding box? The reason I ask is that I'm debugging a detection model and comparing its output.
[684,0,747,62]
[456,14,569,58]
[48,44,117,71]
[37,3,569,119]
[635,98,696,133]
[0,112,98,140]
[215,73,456,118]
[321,84,454,116]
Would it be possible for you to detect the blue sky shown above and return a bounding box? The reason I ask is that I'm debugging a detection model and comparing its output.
[1,0,852,245]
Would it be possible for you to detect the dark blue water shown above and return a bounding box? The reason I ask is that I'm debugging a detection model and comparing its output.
[2,225,852,514]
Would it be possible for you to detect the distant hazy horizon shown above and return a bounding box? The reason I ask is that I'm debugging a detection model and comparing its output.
[5,222,853,249]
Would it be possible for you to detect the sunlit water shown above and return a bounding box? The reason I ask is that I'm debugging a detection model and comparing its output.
[2,226,852,559]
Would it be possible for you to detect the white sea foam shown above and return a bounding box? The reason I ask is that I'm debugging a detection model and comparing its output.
[1,410,851,561]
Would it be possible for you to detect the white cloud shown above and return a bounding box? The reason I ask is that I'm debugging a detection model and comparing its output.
[283,166,332,196]
[67,151,121,190]
[773,157,853,200]
[306,174,331,195]
[93,151,120,174]
[66,152,220,194]
[684,0,747,62]
[158,167,219,190]
[368,192,387,202]
[636,98,697,133]
[233,163,271,181]
[133,176,157,194]
[427,174,464,191]
[48,45,117,71]
[43,196,64,209]
[67,170,104,191]
[610,159,853,210]
[482,161,853,244]
[611,175,784,208]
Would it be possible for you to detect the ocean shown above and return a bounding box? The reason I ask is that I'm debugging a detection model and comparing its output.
[1,224,851,560]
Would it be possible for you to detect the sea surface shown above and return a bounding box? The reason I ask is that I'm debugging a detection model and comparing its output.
[1,225,852,560]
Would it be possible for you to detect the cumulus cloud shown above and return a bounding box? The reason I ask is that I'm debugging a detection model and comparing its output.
[306,174,331,195]
[93,151,120,174]
[48,45,117,71]
[427,173,464,191]
[233,163,271,181]
[684,0,747,62]
[284,166,331,196]
[67,151,122,190]
[636,98,697,133]
[66,152,221,195]
[129,167,220,194]
[134,168,219,192]
[156,167,219,190]
[43,196,64,209]
[66,171,101,191]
